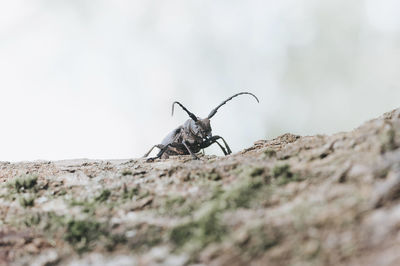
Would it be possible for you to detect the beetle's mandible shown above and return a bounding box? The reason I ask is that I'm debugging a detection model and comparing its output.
[143,92,259,161]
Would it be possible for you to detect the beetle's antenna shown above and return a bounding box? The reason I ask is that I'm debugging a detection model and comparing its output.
[207,92,259,119]
[172,101,198,121]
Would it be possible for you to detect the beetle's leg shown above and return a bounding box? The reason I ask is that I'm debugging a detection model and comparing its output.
[183,141,200,160]
[146,144,170,162]
[212,135,232,154]
[202,136,232,155]
[200,138,228,155]
[143,144,164,158]
[222,139,232,154]
[214,140,228,155]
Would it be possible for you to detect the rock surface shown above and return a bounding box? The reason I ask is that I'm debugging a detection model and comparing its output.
[1,108,400,266]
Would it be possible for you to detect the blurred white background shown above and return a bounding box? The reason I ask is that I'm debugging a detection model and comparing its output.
[1,0,400,161]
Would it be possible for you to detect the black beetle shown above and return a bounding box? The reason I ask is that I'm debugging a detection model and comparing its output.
[144,92,259,161]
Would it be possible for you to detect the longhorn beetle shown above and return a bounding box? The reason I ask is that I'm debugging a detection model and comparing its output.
[143,92,259,161]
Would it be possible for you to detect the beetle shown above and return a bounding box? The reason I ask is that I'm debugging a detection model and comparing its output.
[143,92,259,161]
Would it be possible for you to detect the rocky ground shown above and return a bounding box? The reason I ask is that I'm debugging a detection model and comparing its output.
[1,108,400,266]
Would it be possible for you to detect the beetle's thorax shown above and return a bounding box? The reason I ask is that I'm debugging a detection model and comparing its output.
[184,118,212,140]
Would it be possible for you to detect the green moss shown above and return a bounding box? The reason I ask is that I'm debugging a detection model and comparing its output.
[196,207,226,243]
[238,225,280,258]
[24,213,41,227]
[271,164,301,185]
[210,185,224,199]
[250,167,265,177]
[263,149,277,158]
[122,169,133,176]
[381,128,398,153]
[20,211,126,254]
[215,166,269,209]
[122,186,140,200]
[236,166,265,179]
[106,234,127,251]
[170,205,226,250]
[170,222,195,247]
[189,169,222,182]
[72,200,97,215]
[19,195,35,207]
[18,211,63,231]
[128,224,164,251]
[272,164,291,178]
[225,177,264,208]
[95,189,111,202]
[69,189,114,214]
[10,175,38,192]
[18,211,67,237]
[156,193,205,217]
[158,196,186,214]
[166,196,186,207]
[64,219,103,253]
[42,212,67,232]
[209,172,221,181]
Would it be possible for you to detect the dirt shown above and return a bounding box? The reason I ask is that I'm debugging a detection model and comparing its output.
[1,108,400,266]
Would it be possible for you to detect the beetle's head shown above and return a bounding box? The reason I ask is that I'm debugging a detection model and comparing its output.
[171,102,212,139]
[193,118,212,139]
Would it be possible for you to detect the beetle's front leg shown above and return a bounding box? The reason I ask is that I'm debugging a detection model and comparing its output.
[214,136,232,154]
[183,141,200,160]
[203,135,232,155]
[214,140,228,155]
[200,138,228,155]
